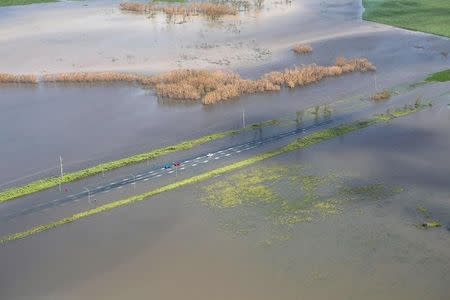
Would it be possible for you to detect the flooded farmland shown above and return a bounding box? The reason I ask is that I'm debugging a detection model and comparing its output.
[1,101,450,300]
[0,0,449,299]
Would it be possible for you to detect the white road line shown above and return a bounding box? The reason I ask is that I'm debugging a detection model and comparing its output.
[192,164,197,166]
[143,178,149,181]
[168,171,174,174]
[180,167,185,170]
[215,157,220,160]
[236,150,241,153]
[203,160,209,163]
[117,186,123,189]
[225,153,231,156]
[156,174,162,177]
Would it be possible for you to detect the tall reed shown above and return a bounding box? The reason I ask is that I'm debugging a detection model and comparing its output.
[43,72,146,83]
[0,73,38,84]
[120,2,237,19]
[1,57,375,104]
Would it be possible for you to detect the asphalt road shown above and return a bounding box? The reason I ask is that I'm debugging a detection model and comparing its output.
[2,118,338,221]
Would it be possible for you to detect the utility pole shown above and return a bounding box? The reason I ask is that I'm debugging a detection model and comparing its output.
[59,156,64,192]
[85,187,91,204]
[130,174,136,191]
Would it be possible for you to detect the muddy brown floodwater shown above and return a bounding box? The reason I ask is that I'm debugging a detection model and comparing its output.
[0,0,450,299]
[1,98,449,300]
[0,0,449,186]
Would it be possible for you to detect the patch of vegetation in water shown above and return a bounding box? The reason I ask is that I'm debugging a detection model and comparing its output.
[0,0,56,6]
[426,69,450,83]
[362,0,450,37]
[201,165,404,246]
[416,205,442,229]
[338,183,404,202]
[152,0,186,2]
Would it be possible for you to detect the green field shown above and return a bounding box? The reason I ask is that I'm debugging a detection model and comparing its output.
[426,69,450,82]
[362,0,450,37]
[0,0,56,7]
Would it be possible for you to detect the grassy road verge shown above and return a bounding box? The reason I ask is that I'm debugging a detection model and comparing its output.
[362,0,450,38]
[0,104,428,244]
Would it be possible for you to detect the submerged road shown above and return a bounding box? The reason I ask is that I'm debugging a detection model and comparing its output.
[3,118,339,221]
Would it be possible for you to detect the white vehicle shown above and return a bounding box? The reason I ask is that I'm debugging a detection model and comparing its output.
[206,153,214,157]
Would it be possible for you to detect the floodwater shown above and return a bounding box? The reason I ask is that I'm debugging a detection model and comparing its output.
[0,0,449,185]
[1,0,450,298]
[1,99,449,300]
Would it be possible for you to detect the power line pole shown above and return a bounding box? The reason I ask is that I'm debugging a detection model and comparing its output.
[130,174,136,191]
[85,187,91,204]
[59,155,64,192]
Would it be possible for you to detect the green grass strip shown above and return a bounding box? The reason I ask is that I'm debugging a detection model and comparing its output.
[0,130,238,204]
[426,69,450,83]
[0,105,426,244]
[0,0,56,7]
[362,0,450,38]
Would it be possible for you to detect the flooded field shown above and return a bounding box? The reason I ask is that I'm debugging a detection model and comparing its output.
[1,0,449,185]
[0,0,449,187]
[1,101,449,300]
[1,0,449,299]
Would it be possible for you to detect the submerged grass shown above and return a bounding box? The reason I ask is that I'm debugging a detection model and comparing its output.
[362,0,450,37]
[0,130,238,204]
[425,69,450,83]
[0,103,427,244]
[371,89,391,101]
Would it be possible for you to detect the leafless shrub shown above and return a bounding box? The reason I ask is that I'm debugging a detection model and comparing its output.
[371,89,391,101]
[143,69,279,104]
[335,57,376,72]
[0,73,38,84]
[120,2,237,19]
[292,44,313,54]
